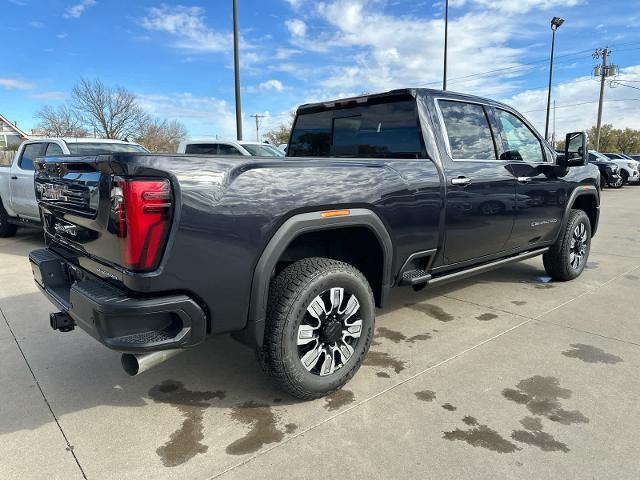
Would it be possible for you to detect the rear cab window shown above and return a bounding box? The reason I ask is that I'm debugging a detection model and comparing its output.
[185,144,219,155]
[289,99,426,158]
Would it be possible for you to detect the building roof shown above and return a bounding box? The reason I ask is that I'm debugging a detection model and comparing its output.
[0,113,29,138]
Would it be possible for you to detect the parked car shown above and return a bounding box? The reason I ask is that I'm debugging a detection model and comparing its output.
[0,138,147,236]
[602,153,640,185]
[630,154,640,162]
[588,151,622,189]
[177,139,285,157]
[278,143,288,153]
[30,89,599,399]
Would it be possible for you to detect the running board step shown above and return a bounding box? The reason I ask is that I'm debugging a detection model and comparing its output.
[400,269,432,286]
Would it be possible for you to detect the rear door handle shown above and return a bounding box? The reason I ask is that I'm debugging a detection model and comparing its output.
[517,177,532,183]
[10,176,18,180]
[451,177,471,186]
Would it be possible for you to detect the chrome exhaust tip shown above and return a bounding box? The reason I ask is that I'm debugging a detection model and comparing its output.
[121,350,182,376]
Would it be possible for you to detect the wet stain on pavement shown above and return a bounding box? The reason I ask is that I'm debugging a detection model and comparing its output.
[376,371,391,378]
[148,380,225,467]
[364,351,406,373]
[512,301,527,306]
[407,303,455,322]
[376,327,406,343]
[476,313,498,321]
[562,344,623,364]
[324,389,355,411]
[442,403,457,411]
[415,390,436,402]
[226,402,284,455]
[407,333,432,343]
[285,423,298,434]
[443,417,520,453]
[502,376,589,425]
[585,261,599,270]
[625,274,639,281]
[511,417,569,453]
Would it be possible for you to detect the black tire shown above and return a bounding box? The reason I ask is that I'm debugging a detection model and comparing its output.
[608,176,623,189]
[259,257,375,399]
[543,209,591,281]
[620,171,629,186]
[0,201,18,238]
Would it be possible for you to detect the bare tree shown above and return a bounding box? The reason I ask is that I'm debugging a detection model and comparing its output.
[35,105,88,137]
[135,118,188,153]
[72,79,147,140]
[264,111,296,146]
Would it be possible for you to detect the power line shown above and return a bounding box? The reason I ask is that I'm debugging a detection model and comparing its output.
[250,114,266,141]
[520,98,640,114]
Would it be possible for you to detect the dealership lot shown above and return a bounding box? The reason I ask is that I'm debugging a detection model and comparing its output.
[1,187,639,480]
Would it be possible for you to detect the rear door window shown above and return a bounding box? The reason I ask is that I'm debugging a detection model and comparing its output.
[438,101,497,160]
[289,100,424,158]
[19,143,44,170]
[185,144,219,155]
[218,144,243,156]
[45,142,64,156]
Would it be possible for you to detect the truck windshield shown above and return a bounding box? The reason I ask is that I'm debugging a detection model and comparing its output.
[289,100,425,158]
[66,143,147,155]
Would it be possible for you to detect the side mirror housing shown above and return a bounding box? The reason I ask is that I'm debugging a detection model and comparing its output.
[561,131,588,167]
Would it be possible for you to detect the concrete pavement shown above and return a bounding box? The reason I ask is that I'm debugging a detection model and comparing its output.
[1,187,639,479]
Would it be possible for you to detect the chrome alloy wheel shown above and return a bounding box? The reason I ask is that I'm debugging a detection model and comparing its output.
[569,222,588,270]
[297,287,363,376]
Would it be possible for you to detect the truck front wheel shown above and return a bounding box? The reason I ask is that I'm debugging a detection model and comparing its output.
[0,202,18,238]
[259,257,375,399]
[543,209,591,281]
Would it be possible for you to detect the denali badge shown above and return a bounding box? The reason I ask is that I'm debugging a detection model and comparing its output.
[54,222,78,236]
[531,219,558,228]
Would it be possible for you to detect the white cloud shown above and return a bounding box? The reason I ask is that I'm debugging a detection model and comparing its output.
[29,91,67,101]
[286,19,307,37]
[274,48,301,60]
[504,65,640,138]
[29,21,44,28]
[471,0,584,14]
[140,5,231,53]
[56,32,68,39]
[285,0,305,8]
[0,78,35,90]
[247,80,286,93]
[64,0,96,19]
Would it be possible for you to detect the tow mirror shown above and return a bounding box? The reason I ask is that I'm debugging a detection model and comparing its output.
[562,131,588,167]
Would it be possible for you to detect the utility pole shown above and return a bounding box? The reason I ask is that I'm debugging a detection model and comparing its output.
[594,47,610,151]
[552,99,556,148]
[232,0,243,140]
[250,114,265,142]
[443,0,448,91]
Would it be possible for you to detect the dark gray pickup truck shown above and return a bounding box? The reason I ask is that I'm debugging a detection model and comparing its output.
[30,88,599,399]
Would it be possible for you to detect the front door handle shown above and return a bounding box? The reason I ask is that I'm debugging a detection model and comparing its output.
[517,177,532,183]
[10,176,18,180]
[451,177,471,186]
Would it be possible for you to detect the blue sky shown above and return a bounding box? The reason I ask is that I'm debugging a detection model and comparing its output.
[2,0,640,139]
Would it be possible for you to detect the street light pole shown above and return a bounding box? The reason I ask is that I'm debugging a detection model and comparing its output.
[232,0,243,140]
[443,0,449,91]
[544,16,564,141]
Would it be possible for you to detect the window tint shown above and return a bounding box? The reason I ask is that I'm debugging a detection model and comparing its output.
[289,100,424,158]
[45,143,64,156]
[66,143,147,155]
[495,109,544,163]
[218,144,243,156]
[438,101,496,160]
[185,144,219,155]
[19,143,43,170]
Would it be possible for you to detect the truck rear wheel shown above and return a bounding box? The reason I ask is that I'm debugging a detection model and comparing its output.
[543,209,591,281]
[259,257,375,399]
[0,202,18,238]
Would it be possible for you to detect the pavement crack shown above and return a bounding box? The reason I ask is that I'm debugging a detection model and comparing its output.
[0,306,88,479]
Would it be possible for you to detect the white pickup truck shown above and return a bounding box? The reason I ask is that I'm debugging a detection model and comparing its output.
[0,138,146,237]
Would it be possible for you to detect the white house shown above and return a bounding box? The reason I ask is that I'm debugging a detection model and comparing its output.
[0,113,29,149]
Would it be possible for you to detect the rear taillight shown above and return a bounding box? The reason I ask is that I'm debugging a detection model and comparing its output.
[114,178,172,272]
